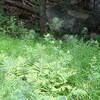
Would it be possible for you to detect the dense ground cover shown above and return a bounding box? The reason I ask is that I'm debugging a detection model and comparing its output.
[0,15,100,100]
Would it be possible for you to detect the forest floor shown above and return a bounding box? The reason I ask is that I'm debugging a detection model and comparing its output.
[0,13,99,100]
[0,32,100,100]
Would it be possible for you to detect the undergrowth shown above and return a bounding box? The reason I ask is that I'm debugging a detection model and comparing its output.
[0,15,100,100]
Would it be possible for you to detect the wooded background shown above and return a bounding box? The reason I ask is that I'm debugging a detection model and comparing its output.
[0,0,98,34]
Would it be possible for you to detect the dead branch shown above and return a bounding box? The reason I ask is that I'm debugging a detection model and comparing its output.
[5,0,39,14]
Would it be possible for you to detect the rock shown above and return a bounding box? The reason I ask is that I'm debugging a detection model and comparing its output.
[46,2,96,34]
[90,32,97,40]
[69,0,81,5]
[62,34,69,40]
[90,32,100,42]
[87,11,100,33]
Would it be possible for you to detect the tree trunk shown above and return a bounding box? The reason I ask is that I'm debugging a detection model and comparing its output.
[40,0,47,35]
[0,0,4,14]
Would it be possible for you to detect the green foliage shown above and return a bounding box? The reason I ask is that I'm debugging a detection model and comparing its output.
[0,15,100,100]
[49,17,64,36]
[79,27,89,40]
[50,17,64,31]
[86,40,99,48]
[0,14,34,37]
[0,34,100,100]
